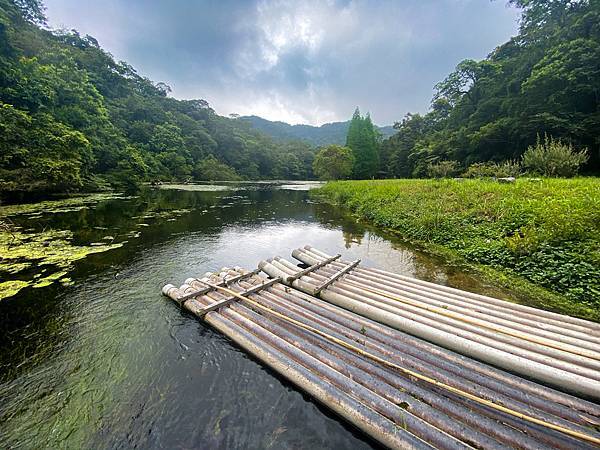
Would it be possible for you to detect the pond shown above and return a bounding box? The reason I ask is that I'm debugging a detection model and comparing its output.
[0,182,527,449]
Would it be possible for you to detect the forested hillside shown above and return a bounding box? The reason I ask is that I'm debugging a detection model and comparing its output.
[380,0,600,177]
[0,0,316,194]
[241,115,395,147]
[2,0,598,194]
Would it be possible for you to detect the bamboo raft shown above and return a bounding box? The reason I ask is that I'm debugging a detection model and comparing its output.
[162,246,600,449]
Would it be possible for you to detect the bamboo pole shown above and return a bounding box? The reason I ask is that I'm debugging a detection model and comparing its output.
[263,251,600,400]
[302,246,600,334]
[163,282,431,450]
[294,248,600,362]
[260,280,600,422]
[188,274,600,447]
[229,280,593,449]
[277,255,600,349]
[259,261,600,423]
[295,262,600,370]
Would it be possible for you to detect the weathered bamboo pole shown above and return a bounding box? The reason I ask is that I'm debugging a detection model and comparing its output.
[302,246,600,334]
[162,282,431,450]
[291,263,600,371]
[262,251,600,400]
[273,256,600,416]
[164,268,600,448]
[201,290,479,450]
[290,250,600,368]
[187,271,599,447]
[276,255,600,350]
[252,264,600,432]
[228,280,594,449]
[260,280,600,422]
[208,272,600,447]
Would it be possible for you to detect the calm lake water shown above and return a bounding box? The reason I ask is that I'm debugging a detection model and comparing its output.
[0,182,527,449]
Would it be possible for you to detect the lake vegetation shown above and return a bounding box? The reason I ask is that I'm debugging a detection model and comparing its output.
[315,177,600,320]
[2,1,598,196]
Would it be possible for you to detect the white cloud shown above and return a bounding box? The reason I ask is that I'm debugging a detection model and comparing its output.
[43,0,520,125]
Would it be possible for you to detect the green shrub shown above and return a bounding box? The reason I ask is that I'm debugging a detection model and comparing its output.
[313,145,355,180]
[427,160,460,178]
[463,160,521,178]
[522,134,588,177]
[193,156,241,181]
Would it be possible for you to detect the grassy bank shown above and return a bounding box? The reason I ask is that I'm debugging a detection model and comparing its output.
[314,178,600,321]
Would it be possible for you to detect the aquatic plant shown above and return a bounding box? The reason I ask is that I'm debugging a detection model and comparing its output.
[0,228,122,300]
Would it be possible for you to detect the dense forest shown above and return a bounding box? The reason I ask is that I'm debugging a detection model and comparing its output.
[0,0,316,194]
[241,115,395,147]
[379,0,600,177]
[1,0,599,194]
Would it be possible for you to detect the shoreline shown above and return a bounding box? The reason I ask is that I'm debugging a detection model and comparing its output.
[312,178,600,322]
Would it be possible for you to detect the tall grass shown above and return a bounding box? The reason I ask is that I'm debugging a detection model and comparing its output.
[315,178,600,318]
[522,135,589,177]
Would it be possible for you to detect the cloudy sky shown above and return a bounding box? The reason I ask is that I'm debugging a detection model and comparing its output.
[44,0,520,125]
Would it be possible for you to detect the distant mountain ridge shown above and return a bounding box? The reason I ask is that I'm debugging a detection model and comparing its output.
[240,115,396,147]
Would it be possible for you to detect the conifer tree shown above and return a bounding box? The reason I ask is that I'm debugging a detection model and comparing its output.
[346,108,379,179]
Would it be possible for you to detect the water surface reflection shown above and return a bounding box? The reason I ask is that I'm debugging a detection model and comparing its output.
[1,183,523,449]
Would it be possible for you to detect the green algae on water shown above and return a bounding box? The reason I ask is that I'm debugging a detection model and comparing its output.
[0,191,198,301]
[0,280,29,299]
[0,228,123,300]
[0,193,136,219]
[32,271,69,288]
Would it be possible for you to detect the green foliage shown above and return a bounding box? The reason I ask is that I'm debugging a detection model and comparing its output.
[346,108,379,179]
[316,178,600,317]
[241,115,395,147]
[462,160,521,178]
[9,0,45,24]
[193,155,241,181]
[522,134,589,177]
[0,0,316,194]
[380,0,600,177]
[0,102,92,192]
[426,160,460,178]
[312,145,355,180]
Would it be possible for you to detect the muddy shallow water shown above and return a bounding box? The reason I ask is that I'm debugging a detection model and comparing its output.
[0,182,530,449]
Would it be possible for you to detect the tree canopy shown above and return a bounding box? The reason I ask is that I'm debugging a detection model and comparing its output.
[346,108,379,179]
[1,0,598,192]
[313,145,355,180]
[0,0,316,193]
[380,0,600,177]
